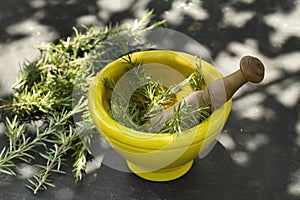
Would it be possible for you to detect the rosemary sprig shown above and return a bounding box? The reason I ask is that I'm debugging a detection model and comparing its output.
[189,57,205,91]
[0,11,163,193]
[160,101,211,134]
[103,55,211,134]
[0,116,33,175]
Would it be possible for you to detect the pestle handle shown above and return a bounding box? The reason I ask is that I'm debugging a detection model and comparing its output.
[203,55,265,108]
[149,56,265,126]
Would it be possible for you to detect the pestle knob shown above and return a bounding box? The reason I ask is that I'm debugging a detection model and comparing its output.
[240,55,265,83]
[203,55,265,108]
[149,56,265,126]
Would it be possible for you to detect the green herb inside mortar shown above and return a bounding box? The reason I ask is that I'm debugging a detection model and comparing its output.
[103,54,211,135]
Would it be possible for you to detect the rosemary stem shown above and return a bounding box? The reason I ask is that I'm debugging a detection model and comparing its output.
[33,132,79,194]
[33,146,59,194]
[0,101,52,110]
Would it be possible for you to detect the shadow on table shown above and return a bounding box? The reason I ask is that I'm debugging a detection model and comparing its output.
[0,140,299,200]
[0,143,258,200]
[1,0,299,59]
[0,0,299,199]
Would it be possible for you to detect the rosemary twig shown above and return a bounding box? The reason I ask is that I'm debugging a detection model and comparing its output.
[103,55,211,134]
[25,98,87,193]
[0,11,163,193]
[0,116,46,175]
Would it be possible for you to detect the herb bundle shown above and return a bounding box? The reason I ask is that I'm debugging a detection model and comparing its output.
[0,11,165,193]
[103,55,211,135]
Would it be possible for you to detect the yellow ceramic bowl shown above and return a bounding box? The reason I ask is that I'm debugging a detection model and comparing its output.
[88,50,231,181]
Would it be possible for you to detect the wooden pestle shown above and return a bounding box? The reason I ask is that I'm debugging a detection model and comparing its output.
[149,55,265,126]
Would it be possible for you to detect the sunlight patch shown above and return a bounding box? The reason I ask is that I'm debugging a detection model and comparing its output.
[245,133,269,152]
[264,3,300,46]
[296,116,300,147]
[97,0,134,12]
[288,169,300,197]
[163,0,208,25]
[267,78,300,108]
[17,163,39,179]
[233,93,273,120]
[219,131,236,150]
[29,0,46,9]
[223,6,255,27]
[85,155,104,175]
[231,151,250,167]
[0,122,6,136]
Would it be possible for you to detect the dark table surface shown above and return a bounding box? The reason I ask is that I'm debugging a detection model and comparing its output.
[0,0,300,199]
